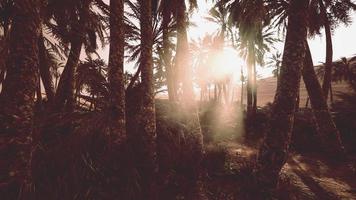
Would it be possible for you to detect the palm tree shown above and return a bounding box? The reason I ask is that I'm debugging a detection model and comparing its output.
[256,0,309,194]
[45,0,107,112]
[0,0,41,198]
[75,58,108,110]
[336,56,356,90]
[174,1,204,197]
[38,35,56,102]
[229,0,274,116]
[270,0,347,154]
[137,0,157,198]
[108,0,126,143]
[266,51,282,78]
[205,0,229,47]
[317,0,356,100]
[157,0,177,101]
[302,41,345,155]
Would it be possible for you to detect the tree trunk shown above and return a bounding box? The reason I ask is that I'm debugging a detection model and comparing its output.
[176,0,203,153]
[252,62,257,113]
[138,0,157,198]
[108,0,126,144]
[246,62,253,115]
[175,1,204,198]
[256,0,309,195]
[162,4,176,102]
[302,41,345,155]
[246,41,255,117]
[36,76,42,105]
[53,39,82,112]
[0,0,41,198]
[319,0,333,100]
[38,35,55,102]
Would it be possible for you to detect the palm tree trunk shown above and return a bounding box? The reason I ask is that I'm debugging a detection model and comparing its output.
[246,63,253,115]
[256,0,309,194]
[175,1,204,197]
[302,41,344,155]
[108,0,126,143]
[162,5,176,102]
[241,81,244,107]
[36,76,42,105]
[138,0,157,198]
[319,0,333,100]
[0,0,41,198]
[252,62,257,113]
[53,39,82,112]
[38,36,55,102]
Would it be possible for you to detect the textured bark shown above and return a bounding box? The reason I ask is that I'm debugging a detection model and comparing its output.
[302,41,345,155]
[53,39,82,112]
[108,0,126,143]
[0,0,41,198]
[319,0,333,100]
[256,0,308,194]
[38,36,55,102]
[138,0,157,198]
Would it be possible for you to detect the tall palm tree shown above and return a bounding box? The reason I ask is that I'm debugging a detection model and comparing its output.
[229,0,273,116]
[0,0,41,198]
[137,0,157,198]
[256,0,309,194]
[108,0,126,143]
[270,0,347,153]
[317,0,356,100]
[174,2,204,198]
[157,0,177,101]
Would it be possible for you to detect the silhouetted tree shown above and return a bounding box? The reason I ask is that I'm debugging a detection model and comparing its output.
[108,0,126,143]
[302,41,345,155]
[256,0,309,195]
[0,0,41,198]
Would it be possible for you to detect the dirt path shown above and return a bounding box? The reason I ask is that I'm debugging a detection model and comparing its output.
[216,142,356,199]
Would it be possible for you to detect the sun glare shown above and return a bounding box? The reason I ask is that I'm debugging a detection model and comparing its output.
[209,47,245,84]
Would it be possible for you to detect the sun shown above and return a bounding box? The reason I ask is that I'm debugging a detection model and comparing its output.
[210,47,245,84]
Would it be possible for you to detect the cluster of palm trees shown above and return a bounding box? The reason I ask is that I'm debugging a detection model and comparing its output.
[0,0,355,198]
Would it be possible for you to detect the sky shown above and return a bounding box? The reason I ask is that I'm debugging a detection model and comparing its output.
[189,0,356,66]
[98,0,356,77]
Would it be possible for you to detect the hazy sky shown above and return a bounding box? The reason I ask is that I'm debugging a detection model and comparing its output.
[190,0,356,63]
[98,0,356,76]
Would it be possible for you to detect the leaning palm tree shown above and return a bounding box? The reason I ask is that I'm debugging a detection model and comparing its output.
[316,0,356,100]
[302,41,345,155]
[45,0,108,112]
[256,0,309,195]
[270,0,346,154]
[0,0,41,198]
